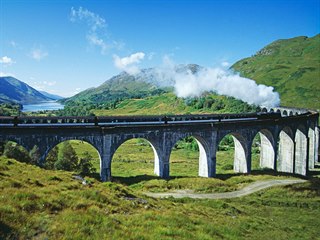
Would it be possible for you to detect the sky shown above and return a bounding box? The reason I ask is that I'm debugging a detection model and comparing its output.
[0,0,319,97]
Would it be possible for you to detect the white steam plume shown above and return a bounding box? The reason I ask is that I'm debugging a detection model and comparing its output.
[150,58,280,107]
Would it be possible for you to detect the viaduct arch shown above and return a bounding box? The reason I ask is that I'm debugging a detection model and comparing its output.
[0,108,318,181]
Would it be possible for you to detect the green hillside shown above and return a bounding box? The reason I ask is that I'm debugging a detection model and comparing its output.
[232,34,320,111]
[62,71,169,105]
[57,91,256,116]
[0,77,52,104]
[1,156,320,239]
[92,92,255,116]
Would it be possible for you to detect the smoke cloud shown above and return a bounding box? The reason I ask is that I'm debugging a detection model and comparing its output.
[148,57,280,107]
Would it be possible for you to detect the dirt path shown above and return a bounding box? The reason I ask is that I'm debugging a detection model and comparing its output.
[144,179,306,199]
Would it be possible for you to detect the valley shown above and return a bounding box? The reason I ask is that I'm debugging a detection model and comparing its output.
[0,33,319,239]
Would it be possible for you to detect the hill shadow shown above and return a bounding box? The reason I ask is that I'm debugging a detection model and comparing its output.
[97,167,320,187]
[112,175,160,185]
[0,221,14,239]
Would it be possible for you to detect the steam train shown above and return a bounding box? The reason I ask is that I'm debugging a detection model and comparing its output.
[0,112,282,127]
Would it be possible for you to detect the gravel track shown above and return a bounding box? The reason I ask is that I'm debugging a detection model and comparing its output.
[144,179,306,199]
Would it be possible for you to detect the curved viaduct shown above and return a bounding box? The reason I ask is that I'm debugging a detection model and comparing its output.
[0,108,318,182]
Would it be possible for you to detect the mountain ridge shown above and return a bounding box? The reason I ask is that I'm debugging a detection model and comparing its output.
[0,76,53,104]
[232,34,320,110]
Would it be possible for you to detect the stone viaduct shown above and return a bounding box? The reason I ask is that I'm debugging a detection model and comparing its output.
[0,107,318,181]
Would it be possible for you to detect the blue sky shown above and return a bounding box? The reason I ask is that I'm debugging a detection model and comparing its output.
[0,0,319,97]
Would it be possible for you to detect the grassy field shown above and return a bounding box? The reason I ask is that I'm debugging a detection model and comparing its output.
[1,151,320,239]
[68,138,286,193]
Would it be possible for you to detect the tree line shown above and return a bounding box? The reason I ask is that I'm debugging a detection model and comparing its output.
[0,141,96,177]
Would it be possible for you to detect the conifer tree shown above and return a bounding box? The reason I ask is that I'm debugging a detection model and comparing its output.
[77,151,96,176]
[54,142,78,171]
[45,146,58,170]
[29,145,41,165]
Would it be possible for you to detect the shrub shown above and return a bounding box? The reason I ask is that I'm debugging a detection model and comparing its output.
[3,142,31,163]
[77,152,96,177]
[54,142,78,171]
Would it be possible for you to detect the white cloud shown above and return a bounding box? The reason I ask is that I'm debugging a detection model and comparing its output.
[32,80,57,91]
[70,6,106,31]
[30,48,48,61]
[221,61,230,67]
[86,34,109,54]
[0,56,14,65]
[70,7,121,54]
[113,52,145,75]
[0,72,15,77]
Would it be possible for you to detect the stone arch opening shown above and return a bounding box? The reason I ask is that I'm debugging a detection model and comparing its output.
[253,129,275,170]
[1,141,35,164]
[277,127,294,173]
[217,133,248,174]
[295,126,308,175]
[289,111,294,116]
[45,140,100,176]
[111,138,159,178]
[169,136,208,177]
[261,108,268,113]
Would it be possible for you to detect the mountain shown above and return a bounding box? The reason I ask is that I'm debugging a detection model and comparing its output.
[39,91,63,100]
[59,63,256,116]
[232,34,320,111]
[62,72,168,105]
[62,64,201,106]
[0,76,52,104]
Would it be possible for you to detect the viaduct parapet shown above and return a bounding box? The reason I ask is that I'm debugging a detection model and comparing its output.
[0,108,318,181]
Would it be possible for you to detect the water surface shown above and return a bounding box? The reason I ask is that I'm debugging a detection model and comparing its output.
[22,101,64,112]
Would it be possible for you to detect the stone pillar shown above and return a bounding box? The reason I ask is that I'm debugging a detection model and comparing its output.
[100,135,112,182]
[306,136,310,175]
[152,144,160,176]
[157,148,170,179]
[154,132,170,179]
[233,136,249,173]
[259,132,275,170]
[278,130,294,173]
[316,126,319,163]
[294,130,307,176]
[308,128,315,170]
[198,139,217,178]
